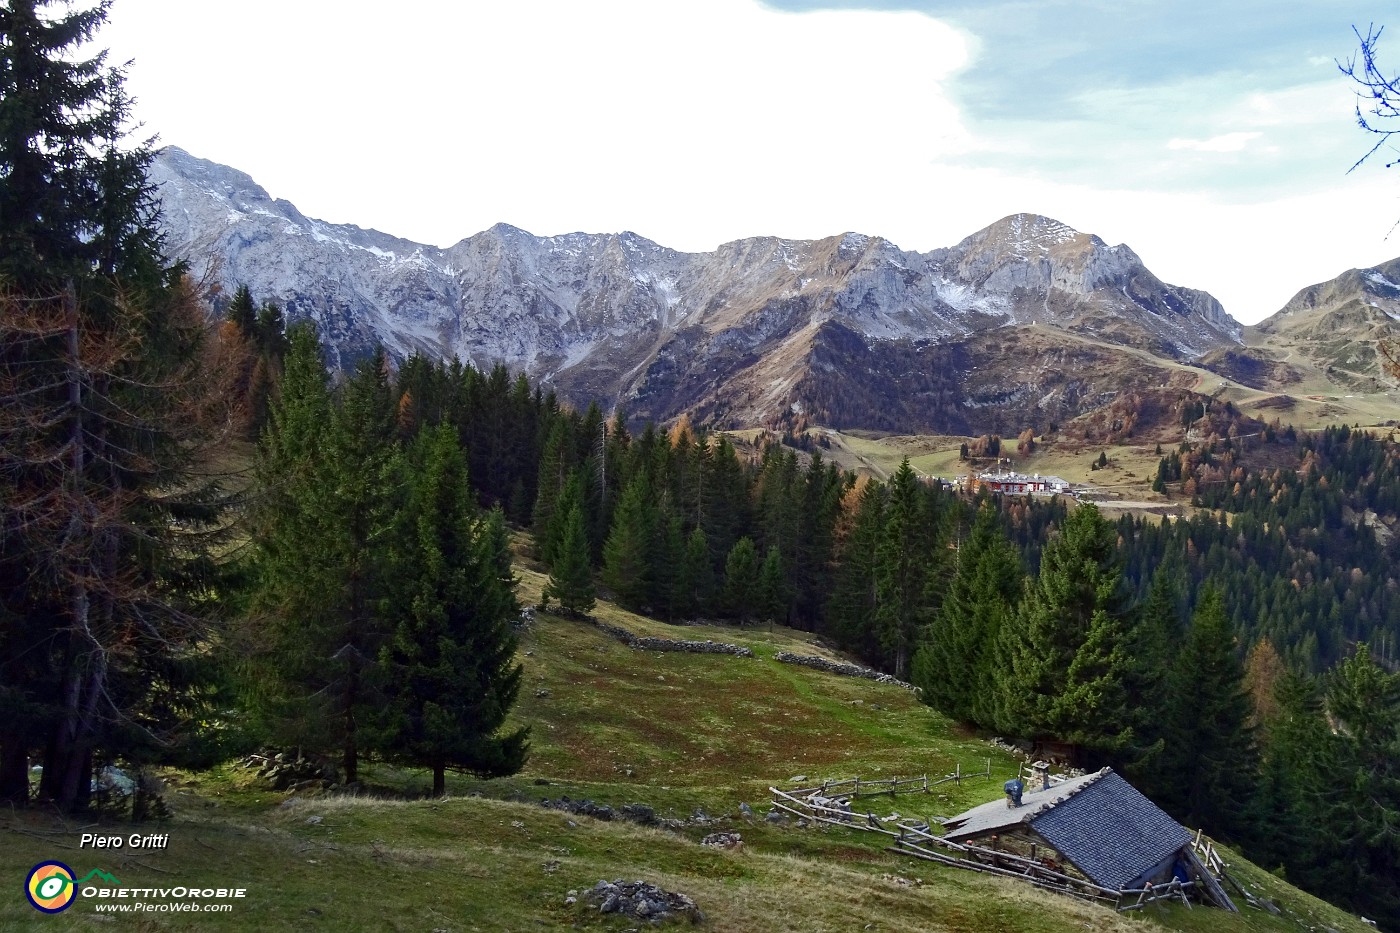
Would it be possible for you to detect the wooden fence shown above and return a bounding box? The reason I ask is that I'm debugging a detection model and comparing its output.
[1190,829,1251,912]
[789,760,992,801]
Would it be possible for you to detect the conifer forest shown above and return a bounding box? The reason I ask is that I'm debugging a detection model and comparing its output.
[1,1,1398,929]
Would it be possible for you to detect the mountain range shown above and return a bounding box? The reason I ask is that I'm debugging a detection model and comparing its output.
[150,146,1398,434]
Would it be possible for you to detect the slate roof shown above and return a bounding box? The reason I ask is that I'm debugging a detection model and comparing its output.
[942,768,1191,891]
[942,769,1106,839]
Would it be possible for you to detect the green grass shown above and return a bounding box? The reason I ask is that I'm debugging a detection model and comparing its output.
[0,590,1375,932]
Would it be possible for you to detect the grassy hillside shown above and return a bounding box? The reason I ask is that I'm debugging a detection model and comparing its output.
[0,583,1373,932]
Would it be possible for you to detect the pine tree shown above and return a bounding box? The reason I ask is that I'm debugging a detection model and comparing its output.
[1156,586,1258,841]
[532,418,574,561]
[723,537,761,624]
[913,501,1021,725]
[374,425,527,796]
[996,503,1133,754]
[226,284,257,335]
[541,503,595,617]
[827,478,884,659]
[246,337,398,784]
[677,526,714,619]
[602,474,654,611]
[758,545,790,627]
[874,460,937,679]
[1323,644,1400,926]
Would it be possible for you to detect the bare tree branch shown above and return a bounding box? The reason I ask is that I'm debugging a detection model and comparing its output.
[1340,24,1400,173]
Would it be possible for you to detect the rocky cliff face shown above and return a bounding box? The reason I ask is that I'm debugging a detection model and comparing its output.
[151,147,1245,431]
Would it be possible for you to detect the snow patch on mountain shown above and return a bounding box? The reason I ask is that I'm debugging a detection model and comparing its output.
[150,147,1246,421]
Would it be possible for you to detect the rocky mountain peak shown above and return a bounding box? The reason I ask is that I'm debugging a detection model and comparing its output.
[1245,257,1400,389]
[150,145,271,207]
[974,213,1089,251]
[950,213,1130,290]
[150,147,1251,430]
[1258,257,1400,330]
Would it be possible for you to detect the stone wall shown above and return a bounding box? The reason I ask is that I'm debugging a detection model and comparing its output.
[772,652,916,691]
[594,621,753,658]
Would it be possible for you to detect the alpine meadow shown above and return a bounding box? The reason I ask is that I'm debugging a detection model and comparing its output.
[2,2,1400,932]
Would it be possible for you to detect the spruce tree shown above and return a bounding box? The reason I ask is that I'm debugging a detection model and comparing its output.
[246,338,398,784]
[654,510,685,620]
[0,0,161,289]
[532,417,574,559]
[702,437,749,567]
[226,284,257,335]
[914,501,1021,725]
[254,300,288,361]
[1323,644,1400,926]
[792,452,841,626]
[1251,670,1332,887]
[874,460,936,679]
[375,425,527,795]
[541,503,595,617]
[827,478,884,660]
[243,324,340,753]
[723,537,761,624]
[1157,586,1258,841]
[602,474,654,611]
[758,545,790,627]
[541,469,585,569]
[996,503,1133,754]
[1119,563,1182,788]
[678,526,714,619]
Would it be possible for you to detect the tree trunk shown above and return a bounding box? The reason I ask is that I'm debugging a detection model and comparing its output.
[433,761,445,798]
[342,691,357,785]
[0,739,29,805]
[50,284,101,813]
[56,654,105,812]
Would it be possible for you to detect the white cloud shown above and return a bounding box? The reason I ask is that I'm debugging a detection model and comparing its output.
[1168,132,1262,153]
[94,1,1400,328]
[102,0,973,250]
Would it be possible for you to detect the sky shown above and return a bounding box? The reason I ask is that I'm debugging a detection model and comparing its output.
[99,0,1400,325]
